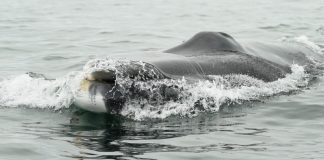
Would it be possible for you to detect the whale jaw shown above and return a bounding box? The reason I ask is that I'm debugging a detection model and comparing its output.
[76,79,125,114]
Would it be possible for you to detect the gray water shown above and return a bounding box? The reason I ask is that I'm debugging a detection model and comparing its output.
[1,0,324,159]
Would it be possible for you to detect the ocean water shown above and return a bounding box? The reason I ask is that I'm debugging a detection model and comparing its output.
[1,0,324,159]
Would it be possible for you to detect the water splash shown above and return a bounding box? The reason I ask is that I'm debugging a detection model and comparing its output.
[0,72,80,110]
[120,64,310,120]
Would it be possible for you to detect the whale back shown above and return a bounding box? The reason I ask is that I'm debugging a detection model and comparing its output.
[165,32,245,56]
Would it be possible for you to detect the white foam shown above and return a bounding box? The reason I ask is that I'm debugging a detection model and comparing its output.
[83,58,130,75]
[120,64,310,120]
[0,72,81,110]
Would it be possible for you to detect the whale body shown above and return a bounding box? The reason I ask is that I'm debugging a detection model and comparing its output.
[74,32,322,113]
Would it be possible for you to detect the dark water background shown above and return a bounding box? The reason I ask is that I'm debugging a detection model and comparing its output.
[1,0,324,159]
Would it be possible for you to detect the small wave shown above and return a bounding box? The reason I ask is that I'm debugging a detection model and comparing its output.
[280,35,324,54]
[110,40,141,44]
[316,26,324,35]
[259,24,291,30]
[97,31,114,35]
[293,36,323,54]
[43,55,69,61]
[127,33,176,39]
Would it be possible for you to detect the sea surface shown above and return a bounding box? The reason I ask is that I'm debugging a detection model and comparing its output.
[1,0,324,159]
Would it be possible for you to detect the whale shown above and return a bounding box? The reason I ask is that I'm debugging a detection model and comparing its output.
[74,31,323,113]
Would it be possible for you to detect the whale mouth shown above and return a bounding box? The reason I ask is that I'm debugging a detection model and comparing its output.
[85,70,116,83]
[77,78,125,114]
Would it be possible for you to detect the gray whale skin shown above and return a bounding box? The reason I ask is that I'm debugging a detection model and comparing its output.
[75,31,322,113]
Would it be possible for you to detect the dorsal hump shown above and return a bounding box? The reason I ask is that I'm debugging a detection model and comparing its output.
[165,31,245,56]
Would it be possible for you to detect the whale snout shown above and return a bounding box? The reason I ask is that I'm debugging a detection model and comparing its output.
[76,79,126,113]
